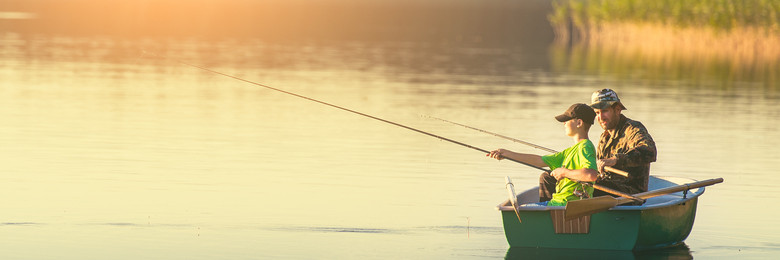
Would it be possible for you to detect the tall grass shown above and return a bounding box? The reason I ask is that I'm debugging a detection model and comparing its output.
[549,0,779,85]
[550,0,780,32]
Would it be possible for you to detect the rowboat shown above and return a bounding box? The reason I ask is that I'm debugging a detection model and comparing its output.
[497,176,717,251]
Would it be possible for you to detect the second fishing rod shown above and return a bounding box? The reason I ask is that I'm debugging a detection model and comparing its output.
[424,115,630,178]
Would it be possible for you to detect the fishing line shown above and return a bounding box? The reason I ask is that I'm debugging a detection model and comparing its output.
[423,115,557,153]
[143,51,550,172]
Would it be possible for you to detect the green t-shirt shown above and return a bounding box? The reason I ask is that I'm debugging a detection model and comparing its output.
[541,139,597,206]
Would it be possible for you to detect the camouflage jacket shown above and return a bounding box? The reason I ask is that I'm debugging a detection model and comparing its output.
[596,115,657,194]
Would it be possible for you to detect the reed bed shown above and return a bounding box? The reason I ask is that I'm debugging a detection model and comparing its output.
[549,0,779,85]
[588,22,779,68]
[550,0,780,31]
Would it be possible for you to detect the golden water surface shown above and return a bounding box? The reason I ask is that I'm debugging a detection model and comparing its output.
[1,1,778,259]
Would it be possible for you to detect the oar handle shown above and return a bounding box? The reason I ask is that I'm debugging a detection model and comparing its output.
[615,178,724,204]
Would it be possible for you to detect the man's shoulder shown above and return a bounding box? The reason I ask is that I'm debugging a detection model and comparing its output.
[622,116,655,142]
[623,117,651,133]
[624,117,646,128]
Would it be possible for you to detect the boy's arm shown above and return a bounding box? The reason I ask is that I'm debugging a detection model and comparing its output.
[551,168,598,182]
[487,149,548,168]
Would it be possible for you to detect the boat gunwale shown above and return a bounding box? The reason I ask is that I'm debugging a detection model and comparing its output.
[496,176,706,212]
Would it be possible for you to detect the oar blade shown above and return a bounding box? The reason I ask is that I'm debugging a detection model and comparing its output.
[564,196,618,221]
[505,176,522,223]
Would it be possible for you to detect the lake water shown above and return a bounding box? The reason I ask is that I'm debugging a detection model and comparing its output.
[1,1,779,259]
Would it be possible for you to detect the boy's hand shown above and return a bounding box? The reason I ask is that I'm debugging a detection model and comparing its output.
[551,168,567,180]
[487,149,507,160]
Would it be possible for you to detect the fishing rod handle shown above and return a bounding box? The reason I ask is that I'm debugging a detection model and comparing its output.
[590,183,644,202]
[604,166,629,177]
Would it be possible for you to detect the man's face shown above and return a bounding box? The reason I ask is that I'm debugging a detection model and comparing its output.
[595,106,620,130]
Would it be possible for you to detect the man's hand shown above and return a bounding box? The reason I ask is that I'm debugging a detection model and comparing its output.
[598,157,617,174]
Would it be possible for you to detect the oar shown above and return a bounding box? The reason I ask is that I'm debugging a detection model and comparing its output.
[424,115,630,178]
[505,176,522,223]
[564,178,724,220]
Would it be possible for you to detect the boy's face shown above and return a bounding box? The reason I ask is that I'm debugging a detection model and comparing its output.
[564,119,579,137]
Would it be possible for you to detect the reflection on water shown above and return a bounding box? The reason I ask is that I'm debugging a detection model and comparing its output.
[1,0,779,259]
[550,40,778,88]
[506,244,692,260]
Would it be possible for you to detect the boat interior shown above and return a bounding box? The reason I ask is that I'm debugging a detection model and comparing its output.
[498,176,706,211]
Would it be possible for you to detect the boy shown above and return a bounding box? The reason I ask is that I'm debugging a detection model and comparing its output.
[487,103,599,206]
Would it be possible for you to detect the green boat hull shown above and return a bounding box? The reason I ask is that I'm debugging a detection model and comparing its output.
[498,176,703,251]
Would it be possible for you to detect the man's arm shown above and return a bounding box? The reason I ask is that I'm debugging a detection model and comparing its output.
[598,123,656,173]
[615,124,657,167]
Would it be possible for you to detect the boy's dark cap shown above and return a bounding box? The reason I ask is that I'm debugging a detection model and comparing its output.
[555,103,596,125]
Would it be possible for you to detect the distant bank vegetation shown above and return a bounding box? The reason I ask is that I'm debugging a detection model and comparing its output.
[549,0,779,32]
[549,0,779,85]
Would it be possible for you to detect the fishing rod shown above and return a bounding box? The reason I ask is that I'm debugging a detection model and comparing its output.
[142,51,548,172]
[423,115,556,153]
[146,52,642,203]
[424,115,630,178]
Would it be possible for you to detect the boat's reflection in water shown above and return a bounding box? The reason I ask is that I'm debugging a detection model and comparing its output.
[505,243,692,260]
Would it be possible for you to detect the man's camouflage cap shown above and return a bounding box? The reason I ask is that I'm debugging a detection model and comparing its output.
[590,88,627,110]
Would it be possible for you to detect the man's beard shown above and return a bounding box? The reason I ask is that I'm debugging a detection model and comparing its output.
[601,119,618,130]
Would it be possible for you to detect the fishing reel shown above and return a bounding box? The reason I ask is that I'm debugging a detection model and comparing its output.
[573,190,590,199]
[597,171,612,181]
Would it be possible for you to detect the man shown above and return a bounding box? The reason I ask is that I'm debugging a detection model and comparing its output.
[590,89,657,196]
